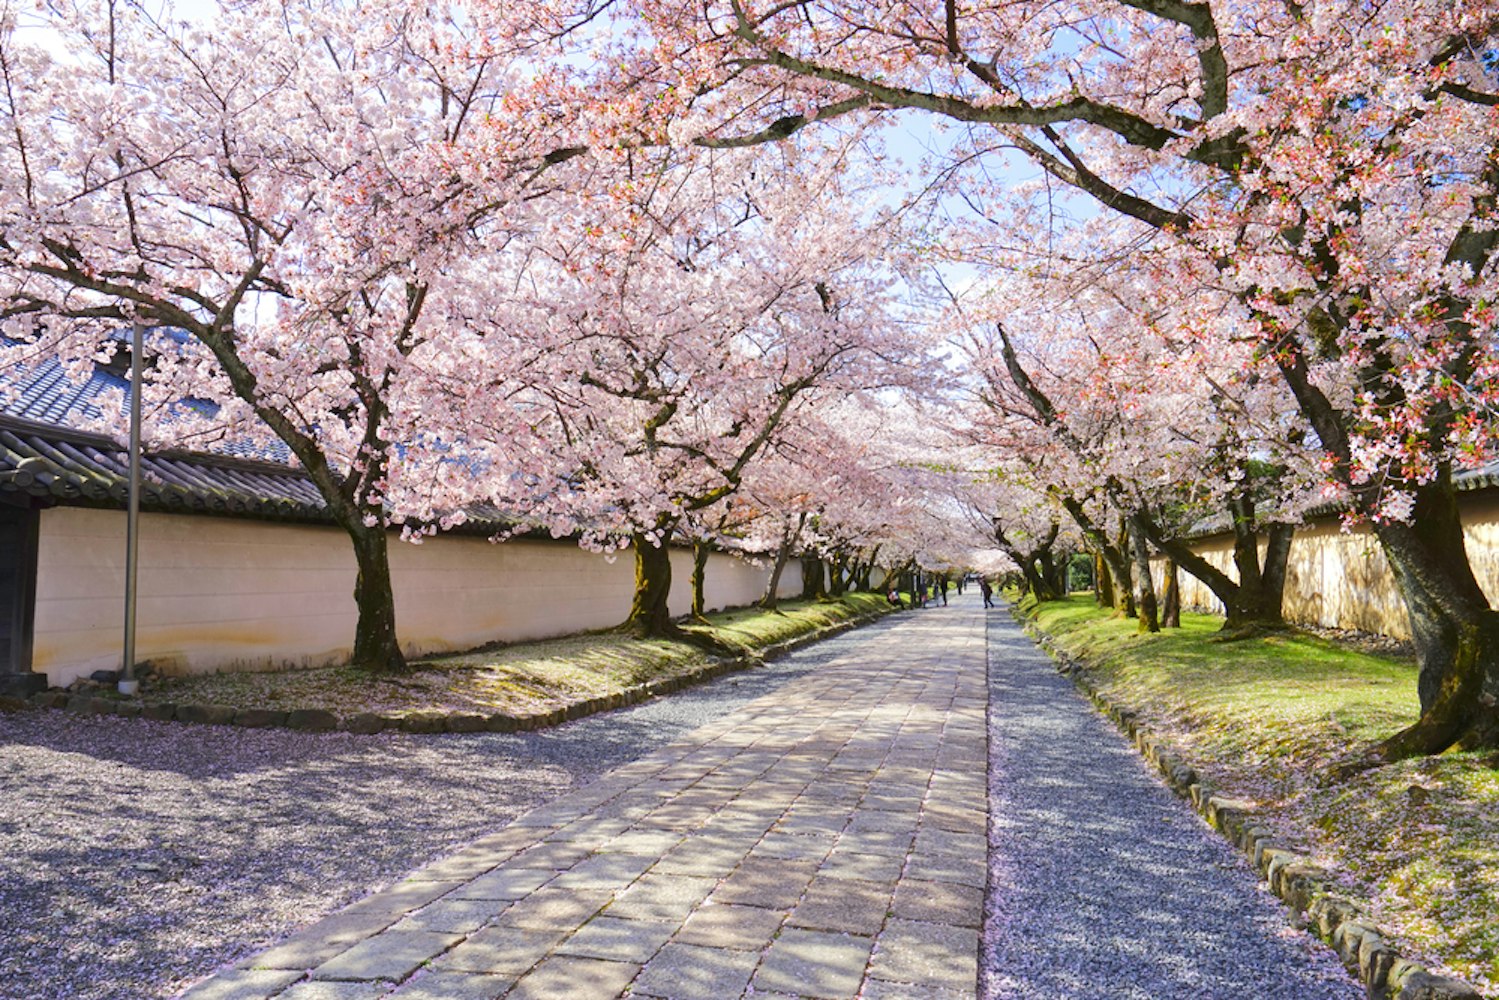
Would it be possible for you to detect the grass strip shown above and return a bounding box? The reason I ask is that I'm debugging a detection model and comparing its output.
[144,593,888,721]
[1017,594,1499,995]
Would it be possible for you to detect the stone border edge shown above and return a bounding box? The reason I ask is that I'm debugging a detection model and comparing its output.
[1011,608,1484,1000]
[12,605,895,737]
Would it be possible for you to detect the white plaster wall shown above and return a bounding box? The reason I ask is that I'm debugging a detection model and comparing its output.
[1155,497,1499,639]
[31,507,802,688]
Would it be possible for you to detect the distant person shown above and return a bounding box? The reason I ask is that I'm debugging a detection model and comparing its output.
[886,588,905,609]
[938,576,949,606]
[980,578,994,608]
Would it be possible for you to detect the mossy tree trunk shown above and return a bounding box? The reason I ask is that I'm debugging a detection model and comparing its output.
[1056,495,1134,618]
[1127,515,1160,634]
[994,520,1062,601]
[1338,479,1499,766]
[827,553,849,596]
[1135,492,1294,633]
[1160,557,1181,628]
[626,528,677,638]
[691,540,712,619]
[800,553,826,600]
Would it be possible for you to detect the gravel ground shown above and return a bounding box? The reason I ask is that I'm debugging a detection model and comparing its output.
[982,613,1364,1000]
[0,622,890,1000]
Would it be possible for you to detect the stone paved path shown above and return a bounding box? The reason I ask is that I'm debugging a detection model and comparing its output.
[181,605,988,1000]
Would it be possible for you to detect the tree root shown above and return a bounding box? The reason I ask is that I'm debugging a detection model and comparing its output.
[1210,621,1292,643]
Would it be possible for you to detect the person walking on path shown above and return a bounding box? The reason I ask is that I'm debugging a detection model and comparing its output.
[980,577,994,608]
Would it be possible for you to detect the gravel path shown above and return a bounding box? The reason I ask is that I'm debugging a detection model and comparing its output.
[0,622,890,1000]
[982,612,1363,1000]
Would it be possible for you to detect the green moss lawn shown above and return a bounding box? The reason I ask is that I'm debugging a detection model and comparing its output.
[1019,595,1498,995]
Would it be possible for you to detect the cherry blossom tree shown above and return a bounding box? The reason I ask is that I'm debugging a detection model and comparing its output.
[0,0,590,671]
[438,142,927,643]
[635,0,1499,756]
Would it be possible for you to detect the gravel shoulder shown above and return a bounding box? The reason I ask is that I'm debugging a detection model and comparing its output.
[0,620,891,1000]
[982,613,1363,1000]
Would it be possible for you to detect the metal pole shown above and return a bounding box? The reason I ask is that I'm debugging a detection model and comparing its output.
[119,321,143,695]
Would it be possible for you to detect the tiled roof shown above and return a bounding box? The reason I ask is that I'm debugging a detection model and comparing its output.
[0,336,332,521]
[0,331,292,464]
[1179,461,1499,540]
[0,341,527,533]
[0,413,331,521]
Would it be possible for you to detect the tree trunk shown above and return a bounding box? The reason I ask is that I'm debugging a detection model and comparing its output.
[761,542,793,611]
[1096,552,1113,608]
[1055,496,1132,615]
[1127,515,1160,633]
[1337,479,1499,768]
[626,531,677,637]
[1135,501,1294,632]
[1161,557,1181,628]
[801,554,826,600]
[994,521,1061,602]
[761,514,807,611]
[345,517,407,671]
[828,554,848,596]
[860,546,881,591]
[691,540,712,619]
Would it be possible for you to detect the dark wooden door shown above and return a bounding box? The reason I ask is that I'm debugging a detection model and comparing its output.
[0,505,39,677]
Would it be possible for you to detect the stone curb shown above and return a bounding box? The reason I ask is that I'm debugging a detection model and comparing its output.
[1010,606,1484,1000]
[26,605,896,737]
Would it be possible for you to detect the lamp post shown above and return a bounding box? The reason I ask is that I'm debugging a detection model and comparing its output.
[118,322,143,696]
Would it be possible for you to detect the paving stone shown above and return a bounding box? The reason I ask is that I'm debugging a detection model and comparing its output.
[860,979,974,1000]
[673,903,786,950]
[868,918,979,992]
[504,956,641,1000]
[846,809,922,834]
[606,873,717,921]
[241,912,402,970]
[312,930,464,982]
[340,880,465,916]
[430,925,568,974]
[548,851,656,890]
[775,810,849,836]
[912,829,986,859]
[752,926,874,999]
[751,832,836,861]
[901,853,985,888]
[709,857,817,908]
[390,898,507,934]
[177,969,303,1000]
[651,838,751,876]
[494,888,613,930]
[278,984,389,1000]
[448,868,556,901]
[554,916,676,963]
[508,840,596,870]
[836,828,915,856]
[597,829,683,856]
[819,849,907,882]
[789,876,894,935]
[406,846,519,882]
[631,942,760,999]
[382,970,516,999]
[890,879,983,928]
